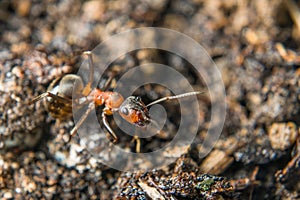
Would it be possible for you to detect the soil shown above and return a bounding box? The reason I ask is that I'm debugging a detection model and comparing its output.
[0,0,299,199]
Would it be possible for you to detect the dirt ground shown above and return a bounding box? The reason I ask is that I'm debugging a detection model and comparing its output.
[0,0,299,199]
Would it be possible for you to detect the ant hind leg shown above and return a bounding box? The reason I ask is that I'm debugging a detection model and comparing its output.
[130,135,141,153]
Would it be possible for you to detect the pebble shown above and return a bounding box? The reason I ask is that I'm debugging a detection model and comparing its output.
[268,122,298,150]
[3,190,13,199]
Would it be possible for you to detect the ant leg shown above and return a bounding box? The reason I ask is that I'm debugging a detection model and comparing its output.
[134,136,141,153]
[101,111,118,143]
[82,51,94,96]
[29,92,51,104]
[101,75,114,91]
[129,135,141,153]
[82,51,116,92]
[29,92,71,105]
[69,102,95,141]
[127,128,141,153]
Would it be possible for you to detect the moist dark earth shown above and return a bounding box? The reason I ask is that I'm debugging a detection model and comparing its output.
[0,0,299,199]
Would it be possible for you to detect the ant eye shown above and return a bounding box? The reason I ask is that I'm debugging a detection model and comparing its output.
[121,107,129,115]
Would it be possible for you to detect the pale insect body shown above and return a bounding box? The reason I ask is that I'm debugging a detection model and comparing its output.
[40,74,84,119]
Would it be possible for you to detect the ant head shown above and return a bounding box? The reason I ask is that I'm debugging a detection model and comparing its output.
[118,96,151,127]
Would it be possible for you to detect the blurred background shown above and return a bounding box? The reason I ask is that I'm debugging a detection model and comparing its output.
[0,0,299,199]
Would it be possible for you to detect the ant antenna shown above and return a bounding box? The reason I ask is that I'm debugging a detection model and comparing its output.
[146,91,205,107]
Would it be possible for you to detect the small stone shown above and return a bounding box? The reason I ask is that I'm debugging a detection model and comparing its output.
[16,0,31,17]
[268,122,298,150]
[83,0,105,21]
[47,177,58,186]
[3,190,13,199]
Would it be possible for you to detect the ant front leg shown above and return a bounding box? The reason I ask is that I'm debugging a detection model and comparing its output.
[130,135,141,153]
[102,108,118,143]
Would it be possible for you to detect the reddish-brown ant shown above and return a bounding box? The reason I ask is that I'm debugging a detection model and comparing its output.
[30,51,204,148]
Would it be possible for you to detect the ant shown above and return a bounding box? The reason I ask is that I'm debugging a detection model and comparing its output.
[30,51,204,151]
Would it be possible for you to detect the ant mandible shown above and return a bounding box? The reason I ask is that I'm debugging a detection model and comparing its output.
[30,51,204,146]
